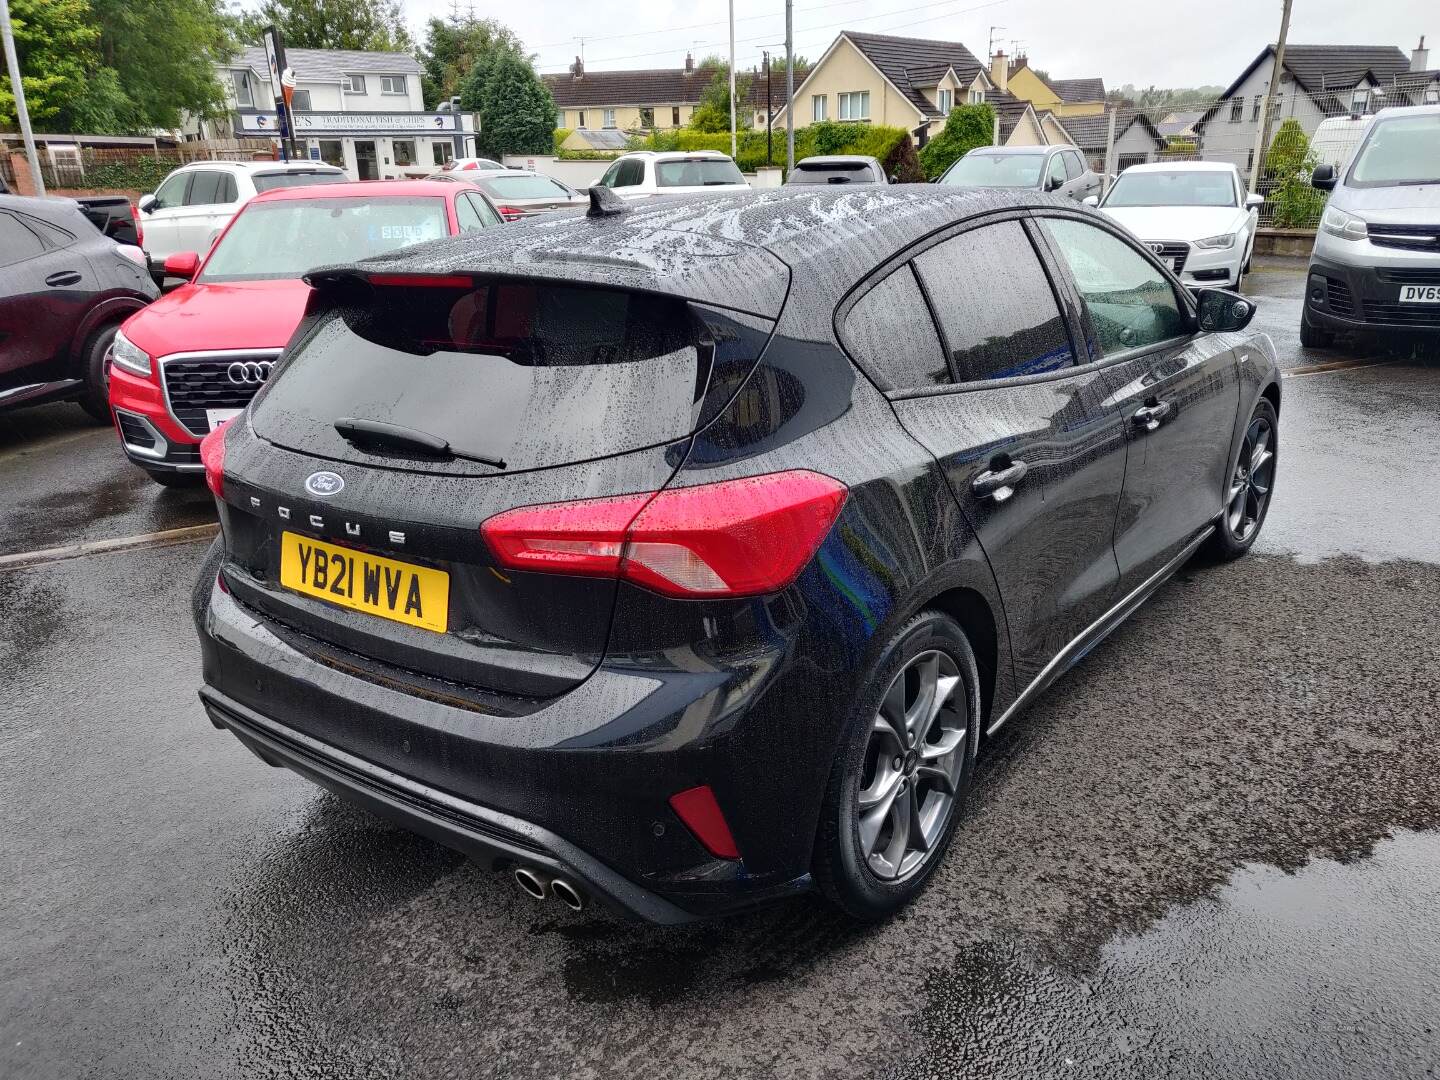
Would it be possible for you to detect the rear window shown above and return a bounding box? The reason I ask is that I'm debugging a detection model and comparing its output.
[477,175,572,199]
[655,159,745,187]
[789,162,877,185]
[252,281,711,474]
[199,198,449,282]
[940,153,1045,189]
[252,169,348,192]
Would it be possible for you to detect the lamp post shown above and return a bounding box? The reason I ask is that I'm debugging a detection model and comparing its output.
[0,0,44,196]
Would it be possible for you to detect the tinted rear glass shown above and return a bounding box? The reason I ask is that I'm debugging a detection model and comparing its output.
[199,198,449,282]
[253,281,710,474]
[252,170,348,192]
[478,175,572,199]
[789,163,876,185]
[655,159,745,187]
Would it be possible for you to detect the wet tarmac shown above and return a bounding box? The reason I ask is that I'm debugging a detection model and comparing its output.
[3,261,1439,1079]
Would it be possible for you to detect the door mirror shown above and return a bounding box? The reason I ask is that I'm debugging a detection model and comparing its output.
[1045,174,1064,192]
[1311,164,1337,191]
[1195,288,1255,332]
[888,174,899,184]
[138,193,156,214]
[1245,192,1265,209]
[1082,194,1100,207]
[163,251,200,281]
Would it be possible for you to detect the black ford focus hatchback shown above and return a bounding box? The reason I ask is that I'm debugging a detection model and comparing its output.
[194,186,1279,922]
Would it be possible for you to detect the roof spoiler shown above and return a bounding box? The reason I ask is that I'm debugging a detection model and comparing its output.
[587,185,628,218]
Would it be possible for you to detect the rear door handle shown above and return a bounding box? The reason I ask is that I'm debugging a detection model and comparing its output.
[1131,400,1172,432]
[45,271,83,287]
[972,460,1028,503]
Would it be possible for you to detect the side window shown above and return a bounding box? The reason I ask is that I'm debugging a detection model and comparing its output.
[0,212,47,266]
[185,171,225,206]
[598,161,622,188]
[1062,151,1083,180]
[914,220,1075,383]
[152,172,190,210]
[219,173,238,203]
[1041,217,1188,356]
[454,194,483,233]
[1046,154,1067,189]
[468,194,502,227]
[615,159,644,187]
[840,264,950,390]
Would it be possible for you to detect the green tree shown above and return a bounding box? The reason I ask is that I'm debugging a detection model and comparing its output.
[918,102,994,179]
[464,49,556,158]
[416,15,522,108]
[688,60,752,134]
[1264,117,1327,228]
[0,0,107,130]
[239,0,412,53]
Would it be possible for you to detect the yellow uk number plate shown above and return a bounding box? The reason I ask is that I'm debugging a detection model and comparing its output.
[279,532,449,633]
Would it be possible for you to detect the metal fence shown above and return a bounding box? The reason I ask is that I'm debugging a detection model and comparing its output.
[0,140,274,193]
[1092,78,1438,229]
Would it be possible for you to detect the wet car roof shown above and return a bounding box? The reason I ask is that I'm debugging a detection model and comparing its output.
[307,186,1073,319]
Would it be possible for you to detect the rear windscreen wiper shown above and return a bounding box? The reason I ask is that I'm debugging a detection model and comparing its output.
[334,417,506,469]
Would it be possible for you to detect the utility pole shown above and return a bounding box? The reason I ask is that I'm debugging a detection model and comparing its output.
[764,51,773,166]
[1248,0,1293,195]
[0,0,44,196]
[728,0,737,159]
[785,0,794,173]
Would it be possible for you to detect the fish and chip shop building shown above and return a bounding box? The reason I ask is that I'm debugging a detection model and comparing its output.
[185,46,477,180]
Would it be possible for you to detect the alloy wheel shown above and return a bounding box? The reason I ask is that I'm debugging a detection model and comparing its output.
[1226,414,1275,542]
[856,650,968,880]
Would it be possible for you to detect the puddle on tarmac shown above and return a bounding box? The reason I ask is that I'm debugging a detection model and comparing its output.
[893,830,1440,1080]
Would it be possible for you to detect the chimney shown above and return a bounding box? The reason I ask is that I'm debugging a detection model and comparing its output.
[990,49,1008,93]
[684,52,694,75]
[572,55,584,80]
[1412,35,1430,73]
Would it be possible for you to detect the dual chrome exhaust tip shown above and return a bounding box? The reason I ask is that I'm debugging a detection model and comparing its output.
[513,866,587,912]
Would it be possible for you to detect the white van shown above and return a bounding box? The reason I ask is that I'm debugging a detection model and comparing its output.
[1309,115,1375,172]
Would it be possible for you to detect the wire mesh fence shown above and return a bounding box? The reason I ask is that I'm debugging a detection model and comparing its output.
[1095,77,1439,229]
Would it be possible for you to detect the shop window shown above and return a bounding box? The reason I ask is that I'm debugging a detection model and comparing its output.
[318,140,345,168]
[432,142,453,166]
[393,140,416,166]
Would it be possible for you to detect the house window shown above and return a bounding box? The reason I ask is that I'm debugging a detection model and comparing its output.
[380,75,407,95]
[432,142,453,166]
[1247,148,1255,171]
[971,88,985,104]
[603,108,616,128]
[672,106,681,126]
[290,89,311,111]
[838,91,869,121]
[1251,94,1262,121]
[577,110,586,128]
[232,70,254,107]
[937,88,952,114]
[344,74,366,94]
[1351,89,1370,114]
[812,95,827,121]
[392,139,415,166]
[639,107,655,128]
[1229,97,1243,122]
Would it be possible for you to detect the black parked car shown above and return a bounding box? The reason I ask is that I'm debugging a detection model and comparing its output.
[0,195,158,419]
[193,186,1278,922]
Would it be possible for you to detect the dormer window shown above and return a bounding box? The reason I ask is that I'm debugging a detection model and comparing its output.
[938,88,953,114]
[233,70,255,107]
[971,89,985,104]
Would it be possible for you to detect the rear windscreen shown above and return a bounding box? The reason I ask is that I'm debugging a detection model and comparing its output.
[478,175,572,199]
[252,170,349,192]
[789,164,874,185]
[252,281,712,474]
[655,159,746,187]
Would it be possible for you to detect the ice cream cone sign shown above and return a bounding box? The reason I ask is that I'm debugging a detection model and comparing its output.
[281,68,296,112]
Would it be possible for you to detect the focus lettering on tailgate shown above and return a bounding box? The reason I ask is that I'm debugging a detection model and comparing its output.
[279,531,449,633]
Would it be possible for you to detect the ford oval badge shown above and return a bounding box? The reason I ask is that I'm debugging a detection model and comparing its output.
[305,471,345,497]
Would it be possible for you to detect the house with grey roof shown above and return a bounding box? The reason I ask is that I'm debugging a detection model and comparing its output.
[186,45,477,180]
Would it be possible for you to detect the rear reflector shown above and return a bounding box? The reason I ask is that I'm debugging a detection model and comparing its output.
[199,423,227,498]
[668,785,740,860]
[480,470,847,598]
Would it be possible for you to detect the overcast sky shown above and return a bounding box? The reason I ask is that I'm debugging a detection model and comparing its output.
[399,0,1432,89]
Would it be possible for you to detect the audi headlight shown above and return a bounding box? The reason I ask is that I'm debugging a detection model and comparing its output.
[1321,206,1368,241]
[1194,232,1238,250]
[110,329,152,377]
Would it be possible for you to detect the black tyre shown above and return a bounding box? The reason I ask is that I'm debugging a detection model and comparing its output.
[1299,310,1334,349]
[1203,397,1278,562]
[813,610,981,920]
[145,469,204,490]
[77,322,120,423]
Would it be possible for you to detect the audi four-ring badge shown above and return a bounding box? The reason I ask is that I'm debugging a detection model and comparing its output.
[227,361,274,386]
[105,179,501,487]
[193,186,1280,924]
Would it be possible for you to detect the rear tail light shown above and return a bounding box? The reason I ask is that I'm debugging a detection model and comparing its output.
[130,202,143,247]
[461,161,477,170]
[481,470,847,598]
[494,205,525,222]
[668,785,740,859]
[199,423,227,498]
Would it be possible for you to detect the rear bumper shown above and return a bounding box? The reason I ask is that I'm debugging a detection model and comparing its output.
[1304,255,1440,336]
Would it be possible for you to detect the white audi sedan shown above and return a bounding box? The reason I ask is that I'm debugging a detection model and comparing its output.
[1089,161,1263,289]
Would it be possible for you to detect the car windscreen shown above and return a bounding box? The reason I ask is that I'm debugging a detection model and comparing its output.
[1347,114,1440,187]
[251,170,349,192]
[789,163,876,185]
[940,153,1045,188]
[251,280,709,475]
[476,175,572,199]
[198,198,449,282]
[655,159,746,187]
[1104,171,1237,207]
